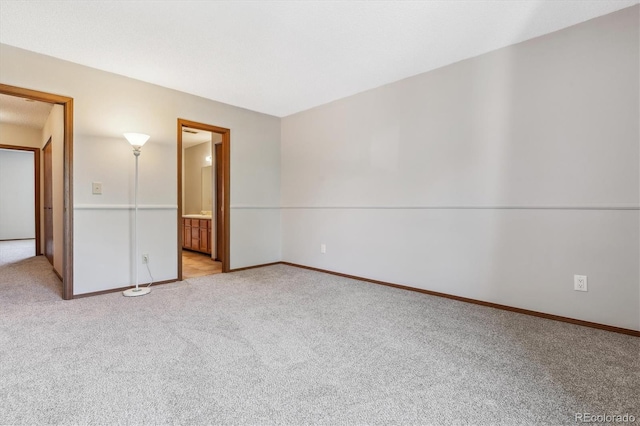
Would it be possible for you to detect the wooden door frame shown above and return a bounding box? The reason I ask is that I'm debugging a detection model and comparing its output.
[0,144,41,255]
[42,137,53,264]
[0,84,74,300]
[214,142,223,262]
[177,118,230,279]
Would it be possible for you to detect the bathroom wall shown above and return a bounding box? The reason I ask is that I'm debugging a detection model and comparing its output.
[184,141,211,215]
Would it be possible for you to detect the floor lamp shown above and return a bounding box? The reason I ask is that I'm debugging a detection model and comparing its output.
[123,132,151,297]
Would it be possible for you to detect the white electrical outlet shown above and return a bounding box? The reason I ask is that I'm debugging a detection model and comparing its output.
[92,182,102,195]
[142,254,149,264]
[574,275,587,292]
[320,244,326,254]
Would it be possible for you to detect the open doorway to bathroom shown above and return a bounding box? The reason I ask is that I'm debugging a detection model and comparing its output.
[177,119,230,280]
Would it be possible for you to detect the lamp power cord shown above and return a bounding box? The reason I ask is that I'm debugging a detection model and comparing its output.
[145,261,155,288]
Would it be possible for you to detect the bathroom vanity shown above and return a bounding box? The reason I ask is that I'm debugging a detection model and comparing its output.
[182,215,212,254]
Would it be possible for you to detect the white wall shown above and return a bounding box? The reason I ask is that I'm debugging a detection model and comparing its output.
[0,149,35,240]
[41,104,64,275]
[281,7,640,330]
[0,43,281,295]
[0,123,41,244]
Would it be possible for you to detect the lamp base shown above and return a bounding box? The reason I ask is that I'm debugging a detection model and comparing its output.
[123,287,151,297]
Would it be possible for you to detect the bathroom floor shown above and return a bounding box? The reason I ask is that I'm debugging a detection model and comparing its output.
[182,249,222,278]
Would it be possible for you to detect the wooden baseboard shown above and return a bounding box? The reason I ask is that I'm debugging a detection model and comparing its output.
[281,262,640,337]
[66,260,639,337]
[52,268,63,282]
[230,262,281,272]
[73,279,177,299]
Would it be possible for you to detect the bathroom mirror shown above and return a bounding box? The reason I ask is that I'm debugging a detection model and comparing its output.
[201,166,212,213]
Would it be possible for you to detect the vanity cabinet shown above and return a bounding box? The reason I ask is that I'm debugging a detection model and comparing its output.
[182,218,212,254]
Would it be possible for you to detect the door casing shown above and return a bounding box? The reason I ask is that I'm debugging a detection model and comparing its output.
[177,118,230,279]
[0,84,74,300]
[43,138,53,265]
[214,142,223,262]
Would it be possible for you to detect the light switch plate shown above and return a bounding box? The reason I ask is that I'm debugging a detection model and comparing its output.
[92,182,102,195]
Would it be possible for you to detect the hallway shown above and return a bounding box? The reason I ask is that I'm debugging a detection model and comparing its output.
[0,239,61,304]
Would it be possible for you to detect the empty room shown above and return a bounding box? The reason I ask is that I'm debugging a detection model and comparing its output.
[0,1,638,425]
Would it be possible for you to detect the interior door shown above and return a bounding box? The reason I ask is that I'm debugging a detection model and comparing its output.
[215,143,223,262]
[43,139,53,265]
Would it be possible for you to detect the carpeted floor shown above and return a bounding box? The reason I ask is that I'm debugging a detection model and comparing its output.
[0,240,62,304]
[1,243,638,425]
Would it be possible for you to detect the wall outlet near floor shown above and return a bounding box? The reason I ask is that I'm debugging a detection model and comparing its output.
[320,244,326,254]
[142,254,149,264]
[574,275,587,292]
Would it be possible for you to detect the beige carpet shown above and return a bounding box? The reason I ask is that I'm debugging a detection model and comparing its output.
[0,239,61,304]
[1,243,638,425]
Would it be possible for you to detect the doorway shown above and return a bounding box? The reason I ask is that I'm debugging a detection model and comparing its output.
[0,84,74,299]
[177,118,230,280]
[0,145,40,256]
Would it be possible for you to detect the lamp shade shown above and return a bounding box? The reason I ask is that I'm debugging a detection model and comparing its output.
[124,133,150,148]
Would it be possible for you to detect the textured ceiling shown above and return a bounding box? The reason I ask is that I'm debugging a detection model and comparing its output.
[0,1,637,117]
[0,94,53,129]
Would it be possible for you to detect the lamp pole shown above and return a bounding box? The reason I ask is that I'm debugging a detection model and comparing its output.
[123,134,151,297]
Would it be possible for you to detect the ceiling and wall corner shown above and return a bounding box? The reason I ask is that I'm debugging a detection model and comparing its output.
[0,1,637,117]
